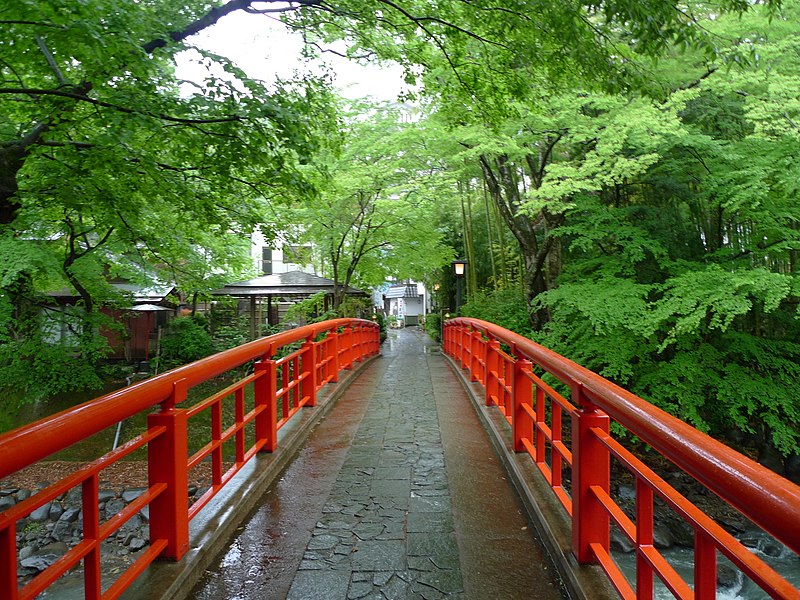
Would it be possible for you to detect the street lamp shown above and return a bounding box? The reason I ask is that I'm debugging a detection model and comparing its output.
[452,259,467,314]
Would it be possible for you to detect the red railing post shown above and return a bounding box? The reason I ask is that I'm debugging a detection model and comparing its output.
[254,356,278,452]
[456,324,463,365]
[329,330,340,382]
[302,339,318,407]
[83,475,101,600]
[486,339,500,406]
[147,379,190,560]
[470,331,482,383]
[343,326,354,370]
[694,531,717,599]
[513,359,534,452]
[0,522,16,600]
[571,383,610,564]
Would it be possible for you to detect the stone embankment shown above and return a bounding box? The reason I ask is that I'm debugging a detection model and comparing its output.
[1,483,202,586]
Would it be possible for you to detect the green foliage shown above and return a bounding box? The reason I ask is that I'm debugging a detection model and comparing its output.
[210,316,251,353]
[461,288,534,339]
[158,316,215,370]
[0,310,111,403]
[292,103,454,303]
[372,311,388,343]
[282,292,336,325]
[425,312,442,342]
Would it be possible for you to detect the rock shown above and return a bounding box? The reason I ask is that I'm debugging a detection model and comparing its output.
[653,525,673,549]
[120,514,142,533]
[20,554,59,572]
[139,506,150,522]
[29,504,51,523]
[760,539,785,558]
[52,509,80,541]
[616,484,635,501]
[0,496,15,511]
[105,499,125,520]
[60,508,80,523]
[0,488,18,496]
[128,537,147,551]
[121,488,145,503]
[98,490,116,503]
[19,545,35,561]
[48,502,64,521]
[16,489,31,502]
[40,541,68,554]
[717,564,740,590]
[610,528,635,553]
[64,488,82,507]
[187,485,198,497]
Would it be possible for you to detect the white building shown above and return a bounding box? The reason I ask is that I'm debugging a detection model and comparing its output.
[251,228,316,276]
[382,282,429,326]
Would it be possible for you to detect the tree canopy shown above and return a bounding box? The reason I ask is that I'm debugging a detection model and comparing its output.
[1,0,798,466]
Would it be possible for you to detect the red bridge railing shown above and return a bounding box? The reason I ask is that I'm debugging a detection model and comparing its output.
[444,317,800,600]
[0,318,380,600]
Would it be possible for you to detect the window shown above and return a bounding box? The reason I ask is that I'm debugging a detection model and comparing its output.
[261,247,273,275]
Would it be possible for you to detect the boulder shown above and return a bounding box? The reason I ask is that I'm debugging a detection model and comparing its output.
[29,504,51,523]
[121,488,145,504]
[48,502,64,521]
[20,553,59,572]
[129,537,147,551]
[105,499,125,520]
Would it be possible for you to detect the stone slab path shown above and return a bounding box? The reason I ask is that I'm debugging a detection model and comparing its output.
[191,328,564,600]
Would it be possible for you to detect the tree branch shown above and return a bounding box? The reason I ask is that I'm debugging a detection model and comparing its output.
[0,88,244,124]
[36,36,68,86]
[142,0,320,53]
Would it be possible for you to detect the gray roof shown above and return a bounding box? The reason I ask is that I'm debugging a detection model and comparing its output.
[385,284,419,299]
[48,282,175,303]
[210,270,365,297]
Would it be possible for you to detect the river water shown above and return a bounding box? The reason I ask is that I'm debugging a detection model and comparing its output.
[614,531,800,598]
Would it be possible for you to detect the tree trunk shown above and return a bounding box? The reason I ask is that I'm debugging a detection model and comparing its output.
[480,153,554,328]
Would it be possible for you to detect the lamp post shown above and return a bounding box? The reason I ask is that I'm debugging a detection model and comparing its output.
[452,259,467,314]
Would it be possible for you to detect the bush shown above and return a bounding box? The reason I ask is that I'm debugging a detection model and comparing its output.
[460,287,533,338]
[158,316,215,370]
[425,313,442,342]
[372,311,388,343]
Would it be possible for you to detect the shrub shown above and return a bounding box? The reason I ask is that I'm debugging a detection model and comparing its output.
[425,313,442,342]
[158,316,215,370]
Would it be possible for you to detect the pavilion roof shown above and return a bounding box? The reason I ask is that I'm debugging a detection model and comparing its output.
[209,270,365,298]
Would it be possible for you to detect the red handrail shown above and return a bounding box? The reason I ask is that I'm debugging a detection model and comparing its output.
[0,318,373,478]
[0,318,380,600]
[444,317,800,599]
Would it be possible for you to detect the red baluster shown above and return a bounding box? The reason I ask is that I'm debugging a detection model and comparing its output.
[254,357,278,452]
[513,359,534,452]
[302,339,318,407]
[571,383,610,564]
[147,379,189,560]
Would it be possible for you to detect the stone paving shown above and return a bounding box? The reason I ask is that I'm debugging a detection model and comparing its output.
[286,331,464,599]
[191,328,563,600]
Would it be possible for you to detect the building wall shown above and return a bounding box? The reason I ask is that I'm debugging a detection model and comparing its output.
[251,228,316,275]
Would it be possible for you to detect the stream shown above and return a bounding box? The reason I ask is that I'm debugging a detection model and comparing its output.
[614,531,800,598]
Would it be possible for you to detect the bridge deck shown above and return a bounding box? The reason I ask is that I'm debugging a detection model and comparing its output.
[190,327,564,599]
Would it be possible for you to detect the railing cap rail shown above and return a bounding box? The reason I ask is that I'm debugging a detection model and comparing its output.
[0,318,378,479]
[447,317,800,556]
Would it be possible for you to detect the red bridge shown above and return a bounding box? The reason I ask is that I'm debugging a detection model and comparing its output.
[1,318,798,599]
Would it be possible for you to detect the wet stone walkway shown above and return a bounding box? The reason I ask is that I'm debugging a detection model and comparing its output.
[192,328,563,600]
